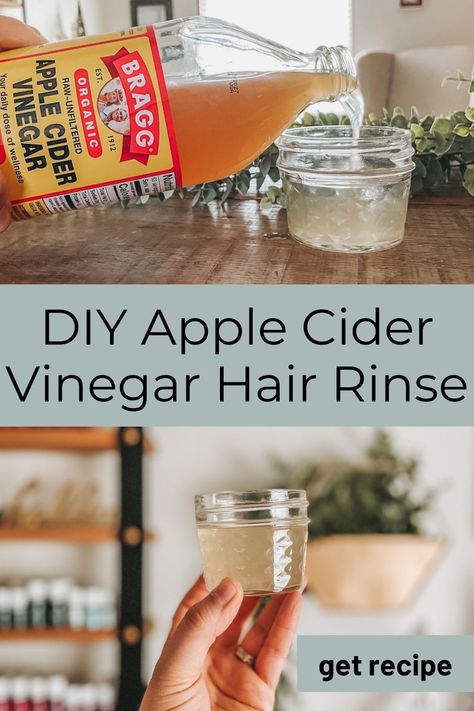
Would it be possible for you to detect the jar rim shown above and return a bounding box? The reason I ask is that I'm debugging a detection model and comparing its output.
[195,489,307,508]
[277,125,412,152]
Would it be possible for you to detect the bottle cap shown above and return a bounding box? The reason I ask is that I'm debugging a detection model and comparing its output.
[27,579,48,601]
[48,675,68,702]
[31,677,48,701]
[12,676,31,701]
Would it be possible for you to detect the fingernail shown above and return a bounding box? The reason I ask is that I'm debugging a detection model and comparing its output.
[211,577,239,605]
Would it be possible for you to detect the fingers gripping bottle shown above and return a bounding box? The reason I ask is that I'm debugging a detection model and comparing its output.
[0,16,357,219]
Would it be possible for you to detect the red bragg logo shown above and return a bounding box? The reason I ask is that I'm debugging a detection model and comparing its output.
[101,47,160,165]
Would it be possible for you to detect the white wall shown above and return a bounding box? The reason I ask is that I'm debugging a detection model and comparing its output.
[352,0,474,54]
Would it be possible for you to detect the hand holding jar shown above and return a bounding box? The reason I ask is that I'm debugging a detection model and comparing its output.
[140,576,303,711]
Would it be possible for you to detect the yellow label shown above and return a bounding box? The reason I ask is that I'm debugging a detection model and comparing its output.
[0,27,181,218]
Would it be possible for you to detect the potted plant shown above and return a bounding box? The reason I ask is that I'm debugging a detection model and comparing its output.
[273,430,445,610]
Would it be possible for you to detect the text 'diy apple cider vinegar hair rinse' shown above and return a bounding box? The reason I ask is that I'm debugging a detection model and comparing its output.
[0,17,358,219]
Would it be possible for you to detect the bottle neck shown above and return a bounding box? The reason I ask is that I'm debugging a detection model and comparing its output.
[311,45,358,95]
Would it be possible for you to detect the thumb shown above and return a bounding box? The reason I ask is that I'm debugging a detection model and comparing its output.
[157,578,243,684]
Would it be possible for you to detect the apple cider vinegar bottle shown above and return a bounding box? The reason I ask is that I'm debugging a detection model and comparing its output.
[0,17,357,219]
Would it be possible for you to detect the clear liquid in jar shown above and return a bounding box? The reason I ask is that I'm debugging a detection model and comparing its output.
[197,523,308,595]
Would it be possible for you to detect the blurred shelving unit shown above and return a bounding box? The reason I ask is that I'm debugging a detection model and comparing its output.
[0,427,154,711]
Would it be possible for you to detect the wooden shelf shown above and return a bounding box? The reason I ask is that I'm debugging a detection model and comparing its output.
[0,428,154,453]
[0,622,154,643]
[0,525,118,543]
[0,525,156,544]
[0,628,118,643]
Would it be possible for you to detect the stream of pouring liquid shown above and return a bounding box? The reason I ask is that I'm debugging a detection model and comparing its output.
[167,71,360,187]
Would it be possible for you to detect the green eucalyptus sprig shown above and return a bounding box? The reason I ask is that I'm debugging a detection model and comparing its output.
[365,105,474,196]
[442,69,474,93]
[124,104,474,210]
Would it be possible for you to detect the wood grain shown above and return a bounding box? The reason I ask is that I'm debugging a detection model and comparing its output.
[1,197,472,284]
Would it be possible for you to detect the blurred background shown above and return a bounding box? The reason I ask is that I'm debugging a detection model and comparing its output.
[0,426,472,710]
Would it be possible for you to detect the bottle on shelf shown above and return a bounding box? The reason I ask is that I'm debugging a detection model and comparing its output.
[81,684,98,711]
[96,684,115,711]
[11,677,31,711]
[0,678,11,711]
[68,587,86,630]
[48,676,68,711]
[11,587,28,629]
[30,678,48,711]
[27,580,49,629]
[0,589,12,629]
[85,588,116,631]
[49,580,71,628]
[64,685,82,711]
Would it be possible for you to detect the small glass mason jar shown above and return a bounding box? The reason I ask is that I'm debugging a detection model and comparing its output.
[195,489,309,596]
[277,126,415,253]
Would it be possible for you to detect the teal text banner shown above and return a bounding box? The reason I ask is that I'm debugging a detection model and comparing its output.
[297,636,474,692]
[0,285,471,425]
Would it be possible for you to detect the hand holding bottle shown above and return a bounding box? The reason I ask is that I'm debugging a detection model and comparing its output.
[0,17,46,233]
[140,576,303,711]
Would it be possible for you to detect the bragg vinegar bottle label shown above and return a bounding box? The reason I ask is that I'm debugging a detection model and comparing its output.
[0,26,181,219]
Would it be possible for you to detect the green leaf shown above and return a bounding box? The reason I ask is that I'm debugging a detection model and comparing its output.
[393,106,404,116]
[302,111,315,126]
[268,166,280,183]
[410,123,424,139]
[450,110,470,126]
[410,175,424,195]
[326,112,340,125]
[260,197,273,211]
[256,172,266,191]
[454,123,471,137]
[463,165,474,195]
[267,185,281,201]
[457,70,466,81]
[434,135,455,157]
[421,115,434,131]
[259,154,271,178]
[431,117,453,137]
[470,79,474,93]
[465,107,474,122]
[413,157,427,178]
[202,186,217,204]
[424,156,445,187]
[391,114,408,128]
[191,189,202,207]
[441,76,449,88]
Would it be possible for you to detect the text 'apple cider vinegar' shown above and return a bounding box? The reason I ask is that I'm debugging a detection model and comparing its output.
[0,17,358,219]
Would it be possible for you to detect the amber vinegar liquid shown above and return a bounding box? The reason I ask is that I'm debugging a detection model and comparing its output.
[168,71,356,186]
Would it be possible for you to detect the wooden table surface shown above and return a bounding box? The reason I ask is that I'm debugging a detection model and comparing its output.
[1,196,472,284]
